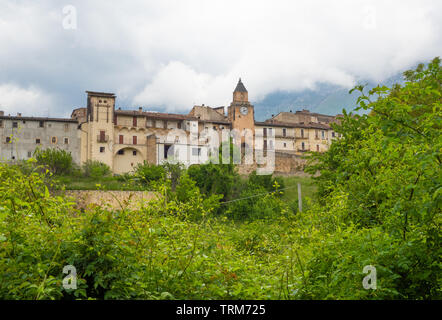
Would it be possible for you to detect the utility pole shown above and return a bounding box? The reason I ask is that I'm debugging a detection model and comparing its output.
[298,182,302,212]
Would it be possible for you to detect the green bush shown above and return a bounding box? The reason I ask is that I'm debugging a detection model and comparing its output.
[82,160,111,179]
[134,162,165,185]
[33,147,73,175]
[248,171,285,194]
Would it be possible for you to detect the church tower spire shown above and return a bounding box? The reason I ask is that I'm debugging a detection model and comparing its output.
[233,78,248,102]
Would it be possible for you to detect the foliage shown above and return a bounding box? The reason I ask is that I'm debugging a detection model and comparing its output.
[1,59,440,300]
[187,163,240,202]
[82,160,111,179]
[248,171,285,194]
[302,58,441,299]
[33,147,73,175]
[133,161,166,186]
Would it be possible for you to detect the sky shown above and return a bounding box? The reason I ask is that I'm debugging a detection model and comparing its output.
[0,0,441,117]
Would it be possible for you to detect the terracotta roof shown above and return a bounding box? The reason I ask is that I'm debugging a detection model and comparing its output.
[255,120,331,130]
[115,109,198,121]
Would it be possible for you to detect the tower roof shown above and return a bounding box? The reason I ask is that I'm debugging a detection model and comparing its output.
[234,78,248,93]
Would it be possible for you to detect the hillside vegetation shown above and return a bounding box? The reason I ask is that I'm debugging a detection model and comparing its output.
[0,58,440,300]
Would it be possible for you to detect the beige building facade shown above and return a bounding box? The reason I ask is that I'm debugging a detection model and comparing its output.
[1,79,341,174]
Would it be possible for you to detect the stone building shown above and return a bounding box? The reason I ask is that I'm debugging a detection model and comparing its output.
[0,111,80,163]
[0,79,341,174]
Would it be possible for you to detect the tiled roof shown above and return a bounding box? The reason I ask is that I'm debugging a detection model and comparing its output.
[115,109,198,121]
[0,115,78,123]
[255,120,331,130]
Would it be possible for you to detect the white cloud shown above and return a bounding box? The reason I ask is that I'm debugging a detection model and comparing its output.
[0,0,440,114]
[0,84,56,117]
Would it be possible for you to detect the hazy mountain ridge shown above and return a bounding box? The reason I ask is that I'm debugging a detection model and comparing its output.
[252,72,405,121]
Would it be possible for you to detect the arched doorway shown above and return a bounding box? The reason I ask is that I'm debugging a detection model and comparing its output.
[113,147,144,174]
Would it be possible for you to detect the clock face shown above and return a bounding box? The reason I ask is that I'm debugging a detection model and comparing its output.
[240,106,248,115]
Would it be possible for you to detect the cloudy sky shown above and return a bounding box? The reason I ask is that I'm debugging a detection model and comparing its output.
[0,0,440,117]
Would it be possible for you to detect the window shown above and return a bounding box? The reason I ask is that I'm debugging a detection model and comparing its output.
[51,137,57,144]
[100,147,105,153]
[64,123,69,131]
[301,129,304,138]
[315,130,319,139]
[192,147,201,156]
[0,120,3,128]
[117,149,124,155]
[119,135,124,144]
[164,121,167,129]
[133,116,137,127]
[133,150,137,156]
[164,145,172,159]
[317,145,320,152]
[133,136,137,145]
[332,132,335,138]
[12,122,18,128]
[284,142,287,147]
[28,151,32,158]
[6,137,11,143]
[64,137,69,144]
[263,128,267,137]
[213,126,217,130]
[263,140,267,150]
[301,142,305,150]
[321,130,325,139]
[177,122,182,129]
[36,138,41,144]
[39,121,44,128]
[99,130,105,142]
[269,128,273,136]
[269,140,274,149]
[283,128,286,137]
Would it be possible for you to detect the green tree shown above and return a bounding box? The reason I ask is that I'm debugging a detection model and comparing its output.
[34,147,73,175]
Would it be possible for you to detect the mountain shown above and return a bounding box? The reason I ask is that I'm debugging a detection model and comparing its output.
[252,72,405,121]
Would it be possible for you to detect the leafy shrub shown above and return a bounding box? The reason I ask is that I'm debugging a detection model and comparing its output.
[133,162,165,185]
[248,171,285,194]
[187,163,240,202]
[34,147,73,175]
[300,58,442,299]
[82,160,111,178]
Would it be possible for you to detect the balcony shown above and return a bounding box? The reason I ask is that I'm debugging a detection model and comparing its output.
[97,135,109,143]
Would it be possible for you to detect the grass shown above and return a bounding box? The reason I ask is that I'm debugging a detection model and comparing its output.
[55,175,145,191]
[280,175,316,203]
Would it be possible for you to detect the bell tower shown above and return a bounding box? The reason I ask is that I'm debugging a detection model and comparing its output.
[228,78,255,132]
[227,79,255,160]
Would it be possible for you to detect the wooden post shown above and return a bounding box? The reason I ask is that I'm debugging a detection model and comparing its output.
[298,182,302,212]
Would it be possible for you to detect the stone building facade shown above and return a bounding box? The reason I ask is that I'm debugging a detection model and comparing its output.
[0,79,341,174]
[0,111,80,163]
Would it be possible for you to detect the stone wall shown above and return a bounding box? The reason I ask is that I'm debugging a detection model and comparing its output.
[65,190,158,211]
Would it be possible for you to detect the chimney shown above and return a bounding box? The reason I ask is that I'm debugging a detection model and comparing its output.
[17,113,22,117]
[0,111,4,116]
[138,107,143,112]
